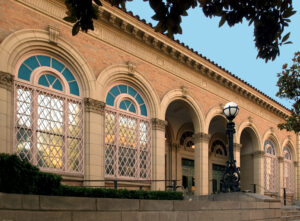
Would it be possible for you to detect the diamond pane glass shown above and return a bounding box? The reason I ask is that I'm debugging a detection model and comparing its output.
[14,82,83,174]
[264,140,278,193]
[104,108,151,180]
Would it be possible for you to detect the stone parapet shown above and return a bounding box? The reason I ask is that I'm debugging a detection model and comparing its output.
[0,192,282,221]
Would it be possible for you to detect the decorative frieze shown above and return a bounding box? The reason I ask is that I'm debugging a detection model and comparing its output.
[84,98,105,115]
[151,118,167,131]
[0,71,14,90]
[193,132,210,143]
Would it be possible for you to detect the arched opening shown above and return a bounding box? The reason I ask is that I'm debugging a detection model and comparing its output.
[240,127,259,192]
[165,100,196,194]
[208,115,227,194]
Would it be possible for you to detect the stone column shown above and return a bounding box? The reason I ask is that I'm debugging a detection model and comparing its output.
[193,132,210,196]
[278,156,284,198]
[84,98,106,187]
[297,133,300,200]
[294,161,298,200]
[151,118,167,190]
[234,143,242,168]
[253,150,264,194]
[0,72,14,154]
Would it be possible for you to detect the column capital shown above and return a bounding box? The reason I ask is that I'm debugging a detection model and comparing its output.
[84,98,105,115]
[294,161,298,167]
[0,71,14,90]
[193,132,210,143]
[234,143,242,151]
[277,156,284,162]
[151,118,167,131]
[253,150,264,158]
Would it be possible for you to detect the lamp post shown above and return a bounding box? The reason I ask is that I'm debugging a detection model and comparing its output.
[221,102,240,192]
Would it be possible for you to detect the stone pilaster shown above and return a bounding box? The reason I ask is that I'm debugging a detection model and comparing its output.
[278,156,284,197]
[297,133,300,200]
[0,72,14,154]
[84,98,106,186]
[253,150,265,194]
[193,132,210,196]
[294,161,298,200]
[234,143,242,168]
[151,118,167,190]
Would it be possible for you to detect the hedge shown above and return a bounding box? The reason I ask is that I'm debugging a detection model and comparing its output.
[0,154,183,200]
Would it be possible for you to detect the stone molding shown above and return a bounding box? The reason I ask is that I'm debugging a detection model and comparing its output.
[193,132,210,143]
[0,71,14,90]
[151,118,167,131]
[84,98,106,115]
[15,0,290,119]
[253,150,265,158]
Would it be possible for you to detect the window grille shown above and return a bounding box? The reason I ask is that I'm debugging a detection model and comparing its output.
[264,140,278,193]
[283,146,294,193]
[14,55,83,175]
[105,84,151,180]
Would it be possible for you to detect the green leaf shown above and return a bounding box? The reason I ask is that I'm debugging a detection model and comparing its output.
[72,22,80,36]
[219,15,226,27]
[93,0,102,6]
[282,32,290,42]
[284,41,292,45]
[63,16,77,23]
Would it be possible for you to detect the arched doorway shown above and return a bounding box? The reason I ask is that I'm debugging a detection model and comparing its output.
[208,115,227,194]
[240,127,259,192]
[165,100,197,194]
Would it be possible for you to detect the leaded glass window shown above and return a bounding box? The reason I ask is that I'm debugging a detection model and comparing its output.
[105,84,151,180]
[264,140,278,193]
[15,55,83,174]
[283,146,294,194]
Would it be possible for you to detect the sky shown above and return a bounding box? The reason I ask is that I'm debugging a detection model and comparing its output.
[126,1,300,110]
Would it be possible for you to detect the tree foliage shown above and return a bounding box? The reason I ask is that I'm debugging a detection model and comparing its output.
[276,52,300,133]
[63,0,295,62]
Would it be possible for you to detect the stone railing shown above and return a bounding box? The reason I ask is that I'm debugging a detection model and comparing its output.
[0,192,281,221]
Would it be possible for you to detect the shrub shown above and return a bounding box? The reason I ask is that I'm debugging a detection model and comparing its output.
[0,153,61,195]
[0,153,183,200]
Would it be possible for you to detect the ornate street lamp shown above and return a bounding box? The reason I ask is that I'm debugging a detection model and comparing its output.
[221,102,240,192]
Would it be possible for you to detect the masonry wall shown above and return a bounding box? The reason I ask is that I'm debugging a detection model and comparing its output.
[0,193,282,221]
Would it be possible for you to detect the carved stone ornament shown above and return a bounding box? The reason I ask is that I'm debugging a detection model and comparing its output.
[151,118,167,131]
[193,132,210,143]
[0,71,14,90]
[277,156,284,162]
[84,98,105,115]
[127,61,136,75]
[48,25,60,44]
[294,161,298,167]
[252,150,265,158]
[234,143,243,151]
[180,86,188,98]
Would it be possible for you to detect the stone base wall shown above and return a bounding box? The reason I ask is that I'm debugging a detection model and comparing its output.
[0,192,282,221]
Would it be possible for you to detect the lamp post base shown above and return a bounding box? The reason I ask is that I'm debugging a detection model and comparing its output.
[221,160,240,193]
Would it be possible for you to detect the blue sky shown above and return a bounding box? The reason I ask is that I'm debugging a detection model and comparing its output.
[126,2,300,110]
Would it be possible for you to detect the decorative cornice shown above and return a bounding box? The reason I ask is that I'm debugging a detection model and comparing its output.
[0,71,14,90]
[253,150,265,158]
[15,0,291,119]
[151,118,167,131]
[193,132,210,143]
[84,98,106,115]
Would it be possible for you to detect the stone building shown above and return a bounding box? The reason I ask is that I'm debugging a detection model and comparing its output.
[0,0,299,201]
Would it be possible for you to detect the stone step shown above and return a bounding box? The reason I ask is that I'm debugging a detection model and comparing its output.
[282,211,300,216]
[281,215,300,221]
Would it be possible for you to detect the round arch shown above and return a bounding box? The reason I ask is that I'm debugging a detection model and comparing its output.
[262,129,280,155]
[281,138,296,160]
[96,63,160,118]
[204,106,224,134]
[160,89,204,132]
[237,119,261,151]
[0,29,95,97]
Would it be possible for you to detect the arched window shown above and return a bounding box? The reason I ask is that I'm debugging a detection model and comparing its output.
[283,146,294,194]
[105,84,151,180]
[14,55,83,174]
[180,131,194,150]
[211,140,227,157]
[264,140,278,193]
